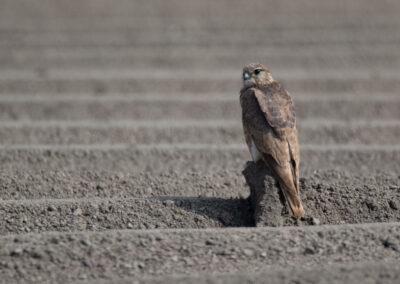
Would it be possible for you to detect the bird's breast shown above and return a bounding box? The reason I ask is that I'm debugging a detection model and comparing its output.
[250,139,262,162]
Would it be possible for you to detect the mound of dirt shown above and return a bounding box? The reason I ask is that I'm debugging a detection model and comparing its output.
[243,161,400,226]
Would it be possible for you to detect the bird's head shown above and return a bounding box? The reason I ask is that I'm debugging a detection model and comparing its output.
[242,63,274,89]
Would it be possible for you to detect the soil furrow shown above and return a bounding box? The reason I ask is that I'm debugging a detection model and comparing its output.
[0,197,252,234]
[0,222,399,283]
[0,170,398,202]
[2,32,400,48]
[0,123,399,145]
[3,44,398,57]
[1,77,399,93]
[93,261,400,284]
[0,169,398,234]
[3,56,399,70]
[0,170,248,200]
[1,68,400,81]
[0,100,398,120]
[0,147,399,174]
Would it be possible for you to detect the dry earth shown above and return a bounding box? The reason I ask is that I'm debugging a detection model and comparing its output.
[0,0,400,283]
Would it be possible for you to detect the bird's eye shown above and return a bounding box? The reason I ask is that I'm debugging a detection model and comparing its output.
[254,69,262,75]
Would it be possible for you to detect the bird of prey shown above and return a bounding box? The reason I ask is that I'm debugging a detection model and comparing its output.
[240,63,305,217]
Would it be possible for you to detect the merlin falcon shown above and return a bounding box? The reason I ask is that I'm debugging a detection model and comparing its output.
[240,63,305,217]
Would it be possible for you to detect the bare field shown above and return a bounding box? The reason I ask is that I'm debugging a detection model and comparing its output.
[0,0,400,283]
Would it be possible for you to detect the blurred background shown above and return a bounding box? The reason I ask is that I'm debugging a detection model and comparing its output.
[0,0,400,166]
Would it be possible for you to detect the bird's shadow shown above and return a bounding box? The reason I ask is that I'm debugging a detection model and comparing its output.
[149,195,254,227]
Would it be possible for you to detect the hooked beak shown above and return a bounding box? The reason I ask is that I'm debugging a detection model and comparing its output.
[243,72,251,81]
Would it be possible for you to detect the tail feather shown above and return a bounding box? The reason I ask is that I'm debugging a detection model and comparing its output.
[263,154,305,217]
[279,181,305,217]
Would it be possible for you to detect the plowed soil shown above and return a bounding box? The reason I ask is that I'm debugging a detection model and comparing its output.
[0,0,400,283]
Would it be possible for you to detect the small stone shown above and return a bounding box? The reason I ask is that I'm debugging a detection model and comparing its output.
[171,255,179,262]
[120,263,133,269]
[127,223,133,229]
[80,239,91,246]
[365,200,377,211]
[304,247,315,255]
[146,223,155,229]
[50,237,59,244]
[144,187,153,195]
[96,184,104,190]
[47,205,56,212]
[311,217,321,225]
[81,261,90,267]
[73,208,82,216]
[231,234,240,241]
[229,253,238,260]
[78,274,88,280]
[382,238,399,252]
[389,200,398,210]
[134,262,145,269]
[211,254,219,263]
[242,249,254,257]
[0,261,8,268]
[30,250,43,259]
[205,239,216,246]
[10,248,23,256]
[163,200,174,207]
[260,252,267,258]
[184,258,195,266]
[139,239,148,247]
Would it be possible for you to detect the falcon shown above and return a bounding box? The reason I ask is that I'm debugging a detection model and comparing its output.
[240,63,305,217]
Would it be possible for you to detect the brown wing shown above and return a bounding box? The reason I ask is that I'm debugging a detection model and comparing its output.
[241,84,299,167]
[240,83,303,217]
[252,82,300,191]
[254,82,296,139]
[241,87,289,166]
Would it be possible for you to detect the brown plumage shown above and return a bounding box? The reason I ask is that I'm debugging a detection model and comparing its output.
[240,63,305,217]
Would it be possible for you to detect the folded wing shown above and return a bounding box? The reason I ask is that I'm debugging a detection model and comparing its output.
[244,83,304,217]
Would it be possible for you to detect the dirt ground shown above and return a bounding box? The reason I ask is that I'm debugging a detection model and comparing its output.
[1,0,400,283]
[1,223,400,283]
[0,170,399,234]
